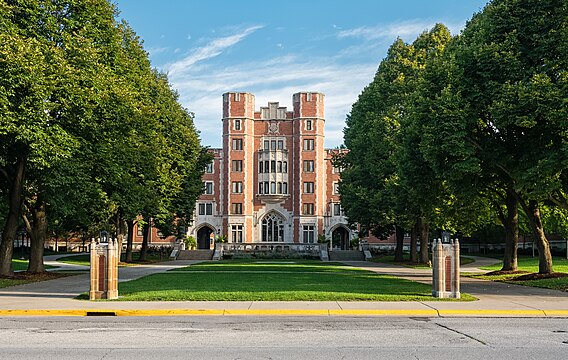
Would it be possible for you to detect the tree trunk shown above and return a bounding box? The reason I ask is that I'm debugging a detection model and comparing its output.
[125,219,135,263]
[410,220,418,263]
[139,220,150,262]
[527,201,553,274]
[501,188,518,272]
[0,153,27,277]
[27,195,47,273]
[419,217,429,264]
[394,225,404,262]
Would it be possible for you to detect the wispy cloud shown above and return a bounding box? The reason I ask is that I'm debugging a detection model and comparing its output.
[337,19,464,42]
[166,25,264,76]
[337,20,437,41]
[168,54,376,147]
[160,19,470,148]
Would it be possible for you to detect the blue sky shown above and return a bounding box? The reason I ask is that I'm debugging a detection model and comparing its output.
[116,0,489,148]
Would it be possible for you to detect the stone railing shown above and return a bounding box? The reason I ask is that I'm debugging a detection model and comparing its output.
[215,242,328,260]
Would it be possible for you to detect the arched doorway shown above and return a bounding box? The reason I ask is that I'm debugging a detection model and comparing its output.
[261,212,285,242]
[332,227,350,250]
[196,226,214,249]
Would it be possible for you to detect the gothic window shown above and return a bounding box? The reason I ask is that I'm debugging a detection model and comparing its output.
[261,213,285,242]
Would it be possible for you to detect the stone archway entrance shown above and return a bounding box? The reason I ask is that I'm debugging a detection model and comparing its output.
[261,212,285,242]
[196,226,214,249]
[332,227,350,250]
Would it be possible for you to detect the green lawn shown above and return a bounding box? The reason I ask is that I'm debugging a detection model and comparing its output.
[0,278,32,289]
[12,259,56,271]
[116,260,476,301]
[479,256,568,273]
[469,257,568,292]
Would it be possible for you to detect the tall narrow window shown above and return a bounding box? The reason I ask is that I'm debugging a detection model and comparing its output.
[264,140,269,150]
[206,203,212,215]
[302,225,315,243]
[277,182,282,194]
[303,203,315,215]
[271,181,276,194]
[232,181,243,193]
[303,182,314,194]
[259,161,263,173]
[204,182,213,194]
[333,203,342,216]
[232,160,242,172]
[232,138,243,150]
[231,203,243,214]
[235,93,240,101]
[259,183,263,194]
[283,161,288,173]
[271,140,276,150]
[234,119,241,130]
[306,120,312,130]
[205,162,213,173]
[333,182,340,194]
[277,140,284,149]
[303,160,314,172]
[283,182,288,194]
[264,160,269,173]
[231,224,243,243]
[271,160,276,172]
[277,161,282,173]
[303,139,314,150]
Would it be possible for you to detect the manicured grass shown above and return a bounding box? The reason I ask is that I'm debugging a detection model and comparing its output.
[468,257,568,292]
[117,260,476,301]
[479,256,568,273]
[12,259,56,271]
[0,278,32,289]
[56,254,90,266]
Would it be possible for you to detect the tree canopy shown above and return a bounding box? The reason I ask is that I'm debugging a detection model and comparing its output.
[0,0,209,275]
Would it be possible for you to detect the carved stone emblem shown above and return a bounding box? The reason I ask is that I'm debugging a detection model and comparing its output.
[268,121,279,134]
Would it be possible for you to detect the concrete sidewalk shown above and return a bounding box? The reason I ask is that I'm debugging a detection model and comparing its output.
[0,256,567,317]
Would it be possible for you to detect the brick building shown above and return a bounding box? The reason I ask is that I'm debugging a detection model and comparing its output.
[187,92,354,249]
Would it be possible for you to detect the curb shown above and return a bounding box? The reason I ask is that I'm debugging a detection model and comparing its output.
[1,309,567,317]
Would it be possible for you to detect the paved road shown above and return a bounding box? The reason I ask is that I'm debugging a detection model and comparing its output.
[0,316,566,359]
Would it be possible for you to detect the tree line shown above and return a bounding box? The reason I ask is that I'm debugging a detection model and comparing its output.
[337,0,568,274]
[0,0,211,277]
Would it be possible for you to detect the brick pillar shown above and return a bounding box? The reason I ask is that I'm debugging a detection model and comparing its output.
[432,238,460,299]
[89,238,119,300]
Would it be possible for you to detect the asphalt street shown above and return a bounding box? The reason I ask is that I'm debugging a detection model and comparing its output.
[0,316,567,359]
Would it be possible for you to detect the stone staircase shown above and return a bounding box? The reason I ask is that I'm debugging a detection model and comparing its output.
[328,250,365,261]
[176,250,214,260]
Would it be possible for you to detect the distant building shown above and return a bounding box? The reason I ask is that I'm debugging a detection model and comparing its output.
[187,92,354,249]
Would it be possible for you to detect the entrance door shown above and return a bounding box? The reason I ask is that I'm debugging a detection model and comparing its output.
[197,227,213,249]
[332,227,350,250]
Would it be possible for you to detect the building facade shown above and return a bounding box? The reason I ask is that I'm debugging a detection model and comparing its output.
[187,92,353,249]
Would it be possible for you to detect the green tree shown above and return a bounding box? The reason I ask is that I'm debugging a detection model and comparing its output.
[448,0,567,273]
[340,38,416,261]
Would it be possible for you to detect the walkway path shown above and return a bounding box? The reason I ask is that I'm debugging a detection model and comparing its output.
[0,255,566,316]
